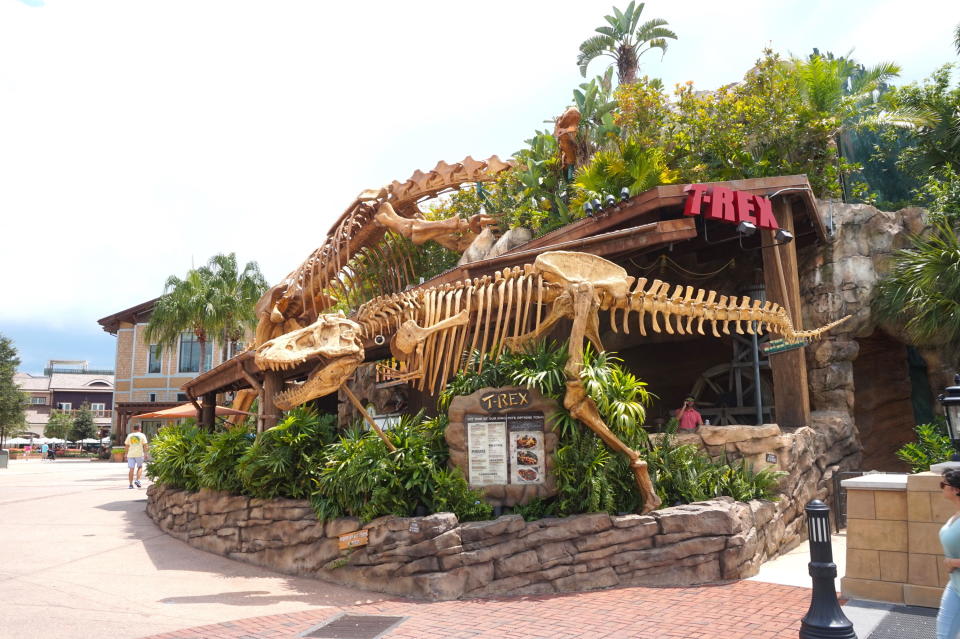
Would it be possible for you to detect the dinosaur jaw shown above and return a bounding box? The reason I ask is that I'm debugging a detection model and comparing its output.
[273,353,363,410]
[254,315,365,410]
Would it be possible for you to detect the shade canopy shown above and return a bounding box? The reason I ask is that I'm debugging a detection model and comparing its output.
[132,402,253,420]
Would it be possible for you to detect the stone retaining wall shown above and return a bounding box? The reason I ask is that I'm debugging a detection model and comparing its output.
[146,417,856,600]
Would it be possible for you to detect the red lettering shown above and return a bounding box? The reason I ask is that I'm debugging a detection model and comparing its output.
[708,186,735,221]
[734,191,757,224]
[683,184,709,217]
[754,195,779,229]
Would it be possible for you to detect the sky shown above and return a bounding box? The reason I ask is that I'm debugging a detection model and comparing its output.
[0,0,957,375]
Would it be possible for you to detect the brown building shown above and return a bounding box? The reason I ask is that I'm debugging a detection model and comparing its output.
[15,360,114,438]
[98,299,242,439]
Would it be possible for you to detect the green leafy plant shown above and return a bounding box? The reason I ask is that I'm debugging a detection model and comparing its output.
[199,425,254,494]
[145,421,209,491]
[237,406,338,499]
[896,420,955,472]
[314,412,490,523]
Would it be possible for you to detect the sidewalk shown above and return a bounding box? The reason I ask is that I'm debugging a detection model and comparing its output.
[0,458,941,638]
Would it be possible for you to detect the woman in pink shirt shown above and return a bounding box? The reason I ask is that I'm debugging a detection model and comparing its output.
[675,397,703,430]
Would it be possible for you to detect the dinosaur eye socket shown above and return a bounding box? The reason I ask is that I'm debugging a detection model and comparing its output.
[374,335,386,345]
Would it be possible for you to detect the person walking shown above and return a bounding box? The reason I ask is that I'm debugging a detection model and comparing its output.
[938,469,960,639]
[40,442,49,462]
[124,424,149,489]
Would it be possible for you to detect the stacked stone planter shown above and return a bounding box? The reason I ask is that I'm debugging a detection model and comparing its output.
[146,416,858,599]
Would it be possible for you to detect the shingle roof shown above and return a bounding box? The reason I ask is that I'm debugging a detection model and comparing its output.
[48,373,115,390]
[14,373,50,391]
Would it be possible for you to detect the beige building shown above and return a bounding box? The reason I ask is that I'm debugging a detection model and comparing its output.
[98,299,241,438]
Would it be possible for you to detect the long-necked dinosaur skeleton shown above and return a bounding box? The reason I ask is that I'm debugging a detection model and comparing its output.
[255,250,849,513]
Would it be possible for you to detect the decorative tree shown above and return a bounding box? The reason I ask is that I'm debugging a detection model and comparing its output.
[45,410,73,440]
[577,1,676,85]
[0,335,26,449]
[146,253,267,373]
[69,402,97,443]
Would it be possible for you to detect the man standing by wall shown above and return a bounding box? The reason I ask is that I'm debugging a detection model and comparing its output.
[124,423,149,489]
[675,396,704,431]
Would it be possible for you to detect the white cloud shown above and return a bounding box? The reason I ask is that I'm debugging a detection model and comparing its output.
[0,0,956,335]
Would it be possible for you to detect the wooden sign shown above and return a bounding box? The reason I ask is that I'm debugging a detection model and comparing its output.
[338,529,369,550]
[479,389,531,411]
[683,184,779,230]
[762,338,808,355]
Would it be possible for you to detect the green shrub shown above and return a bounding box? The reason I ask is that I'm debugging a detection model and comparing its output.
[896,420,955,472]
[145,421,209,491]
[313,413,490,523]
[237,406,337,499]
[646,428,783,505]
[199,425,253,494]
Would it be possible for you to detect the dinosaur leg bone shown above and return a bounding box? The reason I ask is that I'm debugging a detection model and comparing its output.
[563,281,661,513]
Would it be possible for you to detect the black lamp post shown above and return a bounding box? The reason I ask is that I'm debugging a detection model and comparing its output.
[939,374,960,461]
[799,500,856,639]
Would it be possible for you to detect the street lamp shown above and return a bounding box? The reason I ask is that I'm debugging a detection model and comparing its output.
[939,374,960,460]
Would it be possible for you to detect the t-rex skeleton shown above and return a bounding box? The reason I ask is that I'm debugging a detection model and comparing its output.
[254,250,849,513]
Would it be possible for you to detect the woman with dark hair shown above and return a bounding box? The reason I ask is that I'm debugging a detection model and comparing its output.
[938,469,960,638]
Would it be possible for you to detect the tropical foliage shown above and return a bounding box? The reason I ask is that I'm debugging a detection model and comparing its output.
[145,252,267,373]
[873,217,960,364]
[577,1,677,85]
[68,402,96,442]
[896,420,955,473]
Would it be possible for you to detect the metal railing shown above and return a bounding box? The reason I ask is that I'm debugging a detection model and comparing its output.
[50,408,112,419]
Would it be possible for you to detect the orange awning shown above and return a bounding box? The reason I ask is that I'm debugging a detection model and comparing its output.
[132,402,253,420]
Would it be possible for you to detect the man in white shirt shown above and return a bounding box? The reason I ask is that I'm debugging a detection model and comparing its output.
[124,424,149,489]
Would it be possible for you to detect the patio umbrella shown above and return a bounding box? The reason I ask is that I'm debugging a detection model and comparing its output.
[6,437,30,445]
[132,402,253,420]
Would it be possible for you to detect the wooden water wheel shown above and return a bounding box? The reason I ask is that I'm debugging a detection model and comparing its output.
[689,332,775,426]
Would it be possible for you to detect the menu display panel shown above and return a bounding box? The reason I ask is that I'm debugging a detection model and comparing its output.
[466,414,508,485]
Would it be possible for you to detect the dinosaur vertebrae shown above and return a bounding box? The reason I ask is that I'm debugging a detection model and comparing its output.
[354,263,848,396]
[262,155,513,337]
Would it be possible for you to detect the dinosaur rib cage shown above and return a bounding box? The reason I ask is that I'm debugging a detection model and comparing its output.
[352,266,847,397]
[273,155,513,327]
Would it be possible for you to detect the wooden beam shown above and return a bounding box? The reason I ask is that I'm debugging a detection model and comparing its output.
[341,385,396,452]
[261,371,282,432]
[762,197,810,428]
[201,393,216,430]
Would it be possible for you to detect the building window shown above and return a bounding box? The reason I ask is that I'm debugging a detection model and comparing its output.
[148,344,162,374]
[90,402,105,412]
[30,397,47,405]
[58,402,72,411]
[148,393,156,402]
[178,332,213,373]
[176,393,188,402]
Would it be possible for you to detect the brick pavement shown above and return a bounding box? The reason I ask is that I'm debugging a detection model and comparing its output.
[142,580,811,639]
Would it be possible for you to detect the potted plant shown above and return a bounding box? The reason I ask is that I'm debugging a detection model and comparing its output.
[110,446,125,462]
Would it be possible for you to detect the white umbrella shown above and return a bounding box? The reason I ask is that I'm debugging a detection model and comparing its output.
[5,437,30,445]
[78,438,101,444]
[46,438,66,444]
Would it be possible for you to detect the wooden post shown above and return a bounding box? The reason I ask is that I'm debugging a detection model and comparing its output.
[260,371,282,432]
[201,392,216,430]
[762,197,811,428]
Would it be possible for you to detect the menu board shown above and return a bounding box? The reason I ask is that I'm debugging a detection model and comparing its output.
[466,412,545,486]
[467,414,508,486]
[508,413,545,484]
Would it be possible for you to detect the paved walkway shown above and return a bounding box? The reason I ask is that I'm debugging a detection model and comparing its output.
[0,457,931,639]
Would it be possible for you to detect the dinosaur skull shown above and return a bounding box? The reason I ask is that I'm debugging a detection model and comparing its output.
[255,314,364,410]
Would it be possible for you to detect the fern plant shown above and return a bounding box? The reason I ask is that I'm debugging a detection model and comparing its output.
[198,425,253,494]
[145,420,209,491]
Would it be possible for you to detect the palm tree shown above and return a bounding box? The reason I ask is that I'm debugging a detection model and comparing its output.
[790,51,901,200]
[577,2,676,85]
[874,216,960,366]
[954,22,960,56]
[204,253,268,361]
[145,253,267,374]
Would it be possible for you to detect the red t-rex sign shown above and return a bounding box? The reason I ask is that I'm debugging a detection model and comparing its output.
[683,184,779,230]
